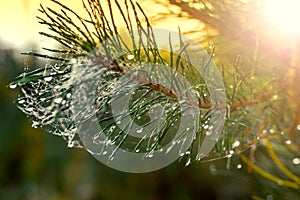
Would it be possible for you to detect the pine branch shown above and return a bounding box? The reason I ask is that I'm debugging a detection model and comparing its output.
[11,1,297,184]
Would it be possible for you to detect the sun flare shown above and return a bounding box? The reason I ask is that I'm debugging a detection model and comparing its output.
[265,0,300,34]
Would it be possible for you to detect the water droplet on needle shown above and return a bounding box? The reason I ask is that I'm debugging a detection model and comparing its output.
[9,84,17,89]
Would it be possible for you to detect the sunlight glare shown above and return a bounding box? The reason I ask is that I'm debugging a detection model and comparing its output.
[265,0,300,34]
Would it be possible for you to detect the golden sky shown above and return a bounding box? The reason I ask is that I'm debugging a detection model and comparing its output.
[0,0,204,50]
[0,0,90,49]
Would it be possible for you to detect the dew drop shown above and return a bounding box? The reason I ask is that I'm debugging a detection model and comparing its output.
[146,154,153,158]
[44,76,53,82]
[205,131,212,136]
[18,99,25,104]
[66,93,72,99]
[135,149,140,153]
[262,129,267,134]
[109,156,115,161]
[9,84,17,89]
[292,158,300,165]
[25,107,33,112]
[232,140,240,148]
[54,97,63,104]
[286,140,292,145]
[136,128,143,134]
[106,139,113,146]
[127,54,134,60]
[31,121,39,128]
[185,158,191,166]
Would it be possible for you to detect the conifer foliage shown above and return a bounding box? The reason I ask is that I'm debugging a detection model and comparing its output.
[10,0,300,198]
